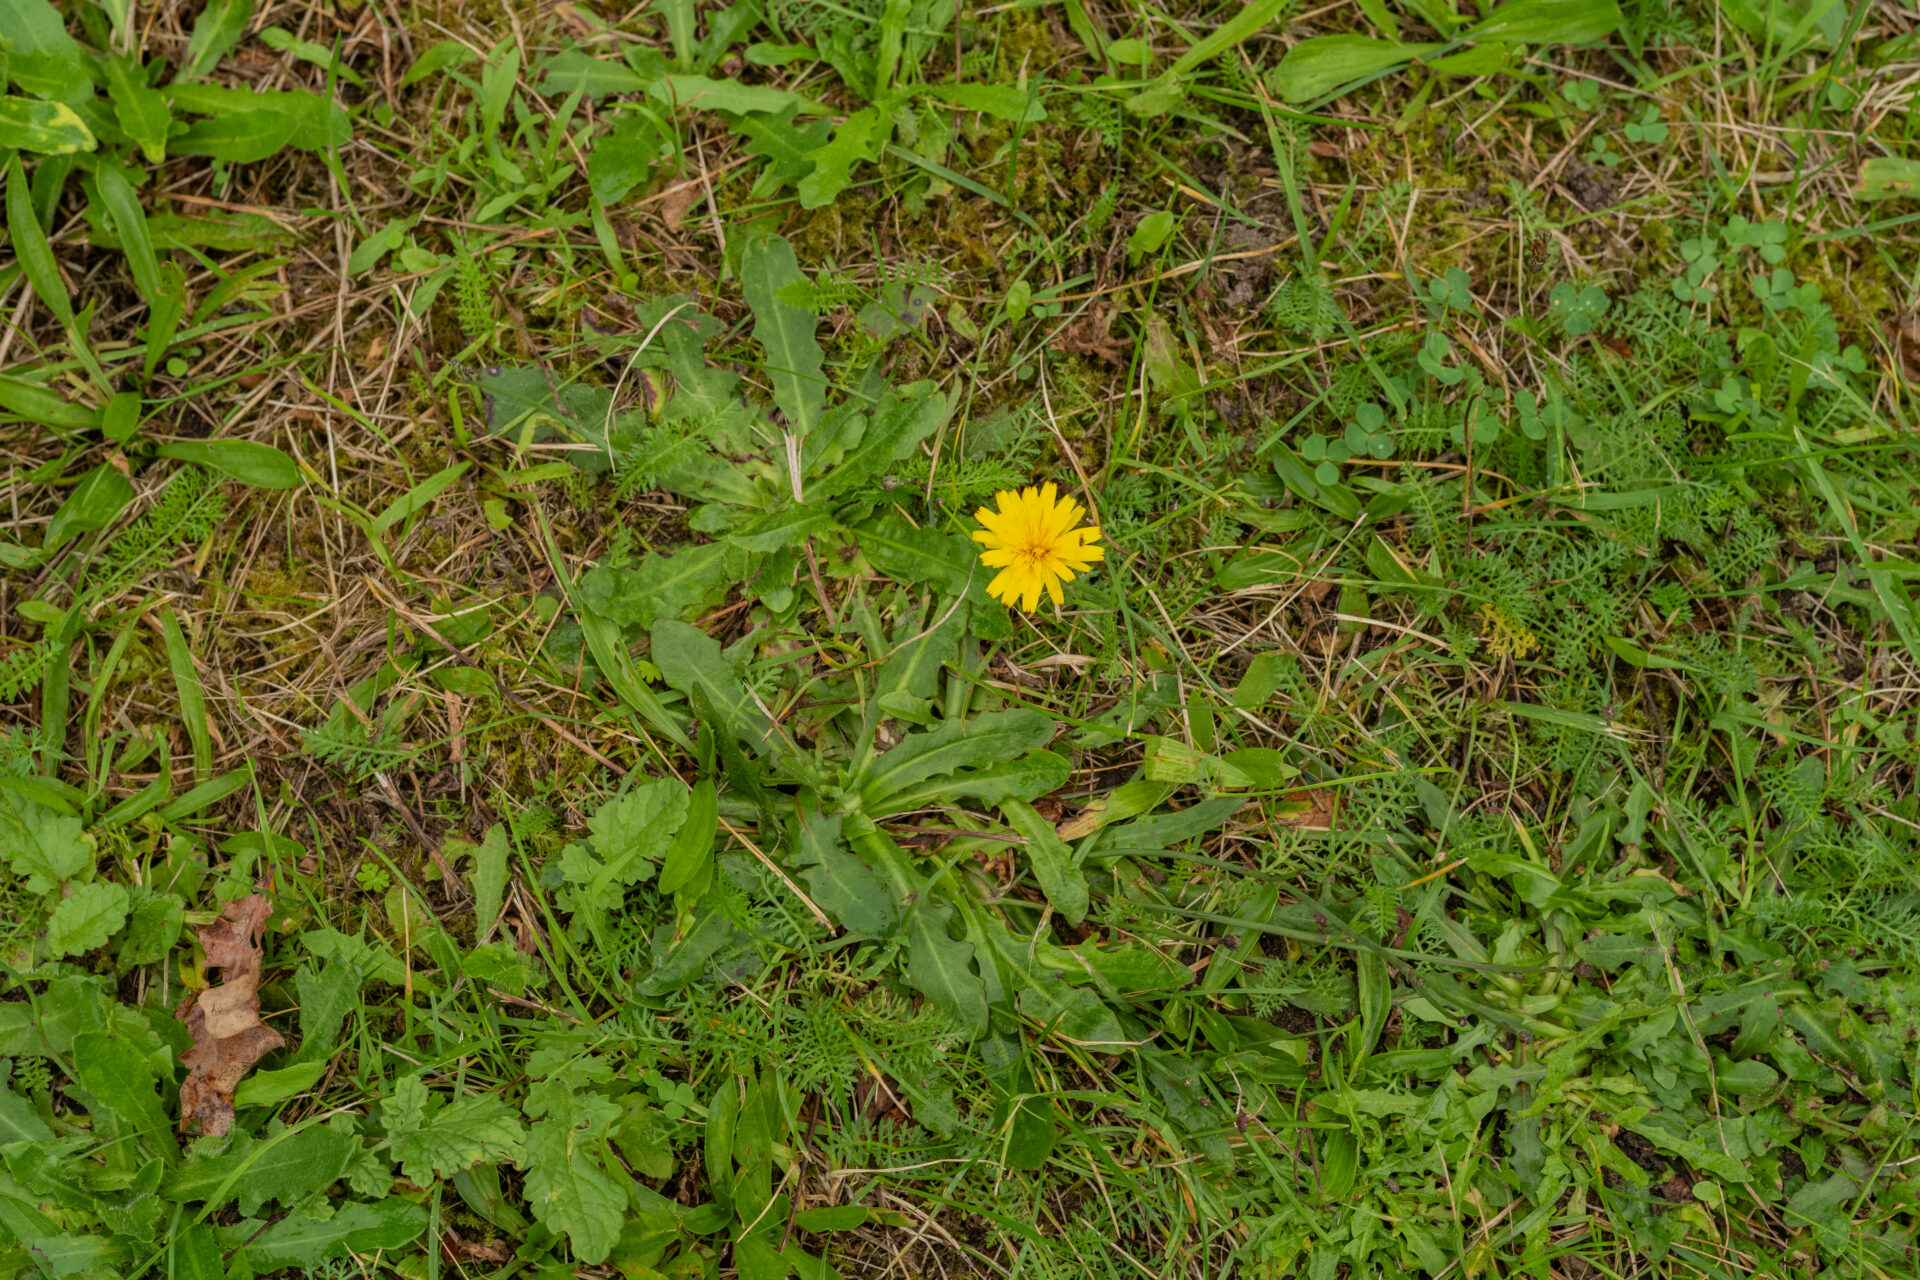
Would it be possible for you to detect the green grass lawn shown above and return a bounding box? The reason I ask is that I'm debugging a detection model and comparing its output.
[2,0,1919,1276]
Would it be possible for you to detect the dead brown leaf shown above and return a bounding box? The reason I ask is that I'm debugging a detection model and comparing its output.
[444,689,466,764]
[852,1068,914,1127]
[1053,303,1130,366]
[1298,577,1336,605]
[1274,787,1338,831]
[1885,312,1920,382]
[196,892,269,968]
[1657,1172,1693,1202]
[442,1233,510,1264]
[175,893,284,1136]
[660,179,704,234]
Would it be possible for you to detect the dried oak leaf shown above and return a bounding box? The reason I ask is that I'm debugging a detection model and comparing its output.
[175,893,284,1136]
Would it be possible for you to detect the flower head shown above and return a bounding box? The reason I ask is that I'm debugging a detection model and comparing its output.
[970,482,1104,611]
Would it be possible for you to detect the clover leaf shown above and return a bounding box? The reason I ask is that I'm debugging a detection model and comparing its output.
[1624,105,1669,145]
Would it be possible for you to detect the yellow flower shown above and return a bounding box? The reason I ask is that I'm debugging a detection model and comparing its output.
[970,482,1105,611]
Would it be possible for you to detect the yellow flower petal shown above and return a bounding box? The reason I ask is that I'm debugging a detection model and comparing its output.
[974,505,1017,537]
[968,481,1106,612]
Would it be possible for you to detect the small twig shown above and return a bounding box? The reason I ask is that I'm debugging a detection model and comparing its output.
[776,1186,803,1253]
[225,1214,286,1263]
[371,770,463,888]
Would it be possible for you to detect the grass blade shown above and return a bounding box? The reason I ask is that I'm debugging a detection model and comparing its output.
[157,606,213,781]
